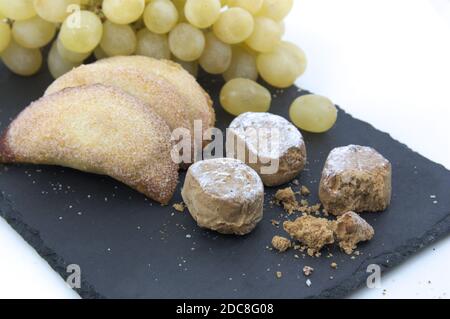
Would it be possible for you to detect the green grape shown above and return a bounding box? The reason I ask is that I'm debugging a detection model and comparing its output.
[59,10,103,53]
[168,23,204,61]
[12,16,56,49]
[174,57,198,77]
[172,0,187,22]
[289,94,337,133]
[0,0,36,21]
[245,17,282,53]
[220,78,271,116]
[136,28,170,59]
[213,8,254,44]
[1,40,42,76]
[0,16,11,53]
[223,46,258,82]
[257,0,293,21]
[48,40,80,78]
[184,0,221,29]
[100,20,137,56]
[256,41,307,88]
[143,0,178,34]
[56,37,90,62]
[33,0,81,23]
[227,0,263,15]
[102,0,145,25]
[199,31,231,74]
[94,44,108,59]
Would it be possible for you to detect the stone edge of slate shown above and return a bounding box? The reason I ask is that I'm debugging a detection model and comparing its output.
[0,193,104,299]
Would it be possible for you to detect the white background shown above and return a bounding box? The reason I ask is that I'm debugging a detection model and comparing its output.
[0,0,449,298]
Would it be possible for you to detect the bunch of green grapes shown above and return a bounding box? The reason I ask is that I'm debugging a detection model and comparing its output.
[0,0,300,82]
[1,1,336,133]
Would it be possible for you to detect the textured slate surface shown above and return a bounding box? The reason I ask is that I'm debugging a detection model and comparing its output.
[0,63,449,299]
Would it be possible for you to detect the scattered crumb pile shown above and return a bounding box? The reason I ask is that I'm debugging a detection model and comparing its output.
[274,186,321,215]
[284,215,336,256]
[271,235,291,252]
[274,187,298,214]
[271,210,374,256]
[335,212,374,254]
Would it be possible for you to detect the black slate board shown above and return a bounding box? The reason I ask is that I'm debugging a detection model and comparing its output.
[0,62,449,299]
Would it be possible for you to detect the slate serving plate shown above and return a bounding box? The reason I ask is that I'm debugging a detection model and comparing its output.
[0,62,449,299]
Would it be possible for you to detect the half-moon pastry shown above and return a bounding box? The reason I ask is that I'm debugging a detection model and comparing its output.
[0,84,178,204]
[45,61,193,135]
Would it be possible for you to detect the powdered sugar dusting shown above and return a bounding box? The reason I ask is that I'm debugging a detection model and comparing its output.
[229,112,304,159]
[323,145,390,176]
[189,158,263,201]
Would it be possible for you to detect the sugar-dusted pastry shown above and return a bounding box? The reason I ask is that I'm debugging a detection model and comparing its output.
[319,145,392,215]
[283,215,336,256]
[181,158,264,235]
[226,112,307,186]
[45,61,193,135]
[96,56,216,129]
[335,211,375,254]
[0,84,178,204]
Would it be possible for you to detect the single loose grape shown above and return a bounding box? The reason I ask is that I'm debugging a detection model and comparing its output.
[213,8,254,45]
[199,31,231,74]
[289,94,337,133]
[223,46,258,82]
[0,0,36,21]
[102,0,145,25]
[184,0,221,29]
[227,0,263,15]
[136,28,170,59]
[0,17,11,53]
[257,0,293,21]
[59,10,103,53]
[143,0,178,34]
[12,16,56,49]
[1,40,42,76]
[174,57,198,77]
[33,0,81,23]
[245,17,282,53]
[48,41,80,78]
[220,78,271,116]
[256,41,307,88]
[168,23,205,61]
[56,37,90,63]
[100,20,137,56]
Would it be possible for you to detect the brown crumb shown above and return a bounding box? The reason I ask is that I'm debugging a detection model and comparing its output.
[276,271,282,279]
[284,215,336,255]
[331,262,338,269]
[335,211,374,254]
[274,187,298,214]
[271,235,291,252]
[303,266,314,276]
[172,202,185,212]
[300,185,311,196]
[270,219,280,226]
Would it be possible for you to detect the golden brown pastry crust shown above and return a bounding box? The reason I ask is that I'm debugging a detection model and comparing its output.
[0,84,178,204]
[45,62,193,135]
[97,56,216,130]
